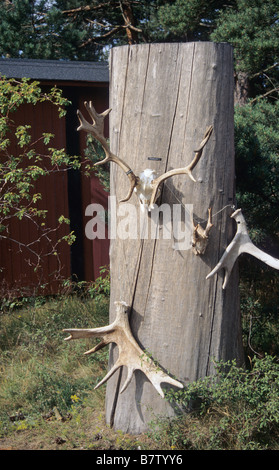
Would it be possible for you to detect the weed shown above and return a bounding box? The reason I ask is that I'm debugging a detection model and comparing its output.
[0,294,109,436]
[149,355,279,450]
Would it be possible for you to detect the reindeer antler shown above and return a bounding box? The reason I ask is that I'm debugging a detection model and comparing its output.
[148,126,213,208]
[77,101,139,202]
[63,301,183,397]
[77,101,213,209]
[206,208,279,289]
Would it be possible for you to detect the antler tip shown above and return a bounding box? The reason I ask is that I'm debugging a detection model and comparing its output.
[188,171,197,183]
[63,330,73,341]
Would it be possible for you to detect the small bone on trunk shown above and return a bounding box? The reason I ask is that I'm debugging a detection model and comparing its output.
[63,301,183,397]
[192,207,213,255]
[206,208,279,289]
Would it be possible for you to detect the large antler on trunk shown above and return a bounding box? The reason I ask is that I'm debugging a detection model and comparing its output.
[206,208,279,289]
[77,101,213,209]
[77,101,139,202]
[148,126,213,209]
[63,301,184,397]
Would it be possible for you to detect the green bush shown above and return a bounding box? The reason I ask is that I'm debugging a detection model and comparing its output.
[151,355,279,450]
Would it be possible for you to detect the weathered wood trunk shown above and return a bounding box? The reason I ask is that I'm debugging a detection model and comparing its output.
[105,42,244,434]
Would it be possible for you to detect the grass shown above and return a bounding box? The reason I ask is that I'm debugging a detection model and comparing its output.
[0,294,156,450]
[1,279,279,450]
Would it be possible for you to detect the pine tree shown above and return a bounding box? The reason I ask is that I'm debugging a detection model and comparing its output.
[151,0,279,103]
[0,1,153,60]
[211,0,279,104]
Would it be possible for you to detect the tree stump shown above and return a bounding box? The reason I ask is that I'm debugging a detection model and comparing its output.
[105,42,244,434]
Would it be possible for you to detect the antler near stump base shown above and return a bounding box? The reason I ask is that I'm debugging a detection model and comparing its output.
[63,301,184,398]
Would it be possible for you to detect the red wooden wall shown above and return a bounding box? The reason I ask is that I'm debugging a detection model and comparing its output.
[79,86,110,283]
[0,82,110,296]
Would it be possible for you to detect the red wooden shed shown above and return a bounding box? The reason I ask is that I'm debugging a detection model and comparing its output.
[0,58,110,296]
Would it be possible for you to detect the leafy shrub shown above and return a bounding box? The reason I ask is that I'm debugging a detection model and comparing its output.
[151,355,279,450]
[62,266,110,302]
[0,76,79,279]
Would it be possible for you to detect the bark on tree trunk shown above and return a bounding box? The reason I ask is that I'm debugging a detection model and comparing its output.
[121,0,139,45]
[234,70,250,106]
[105,42,244,434]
